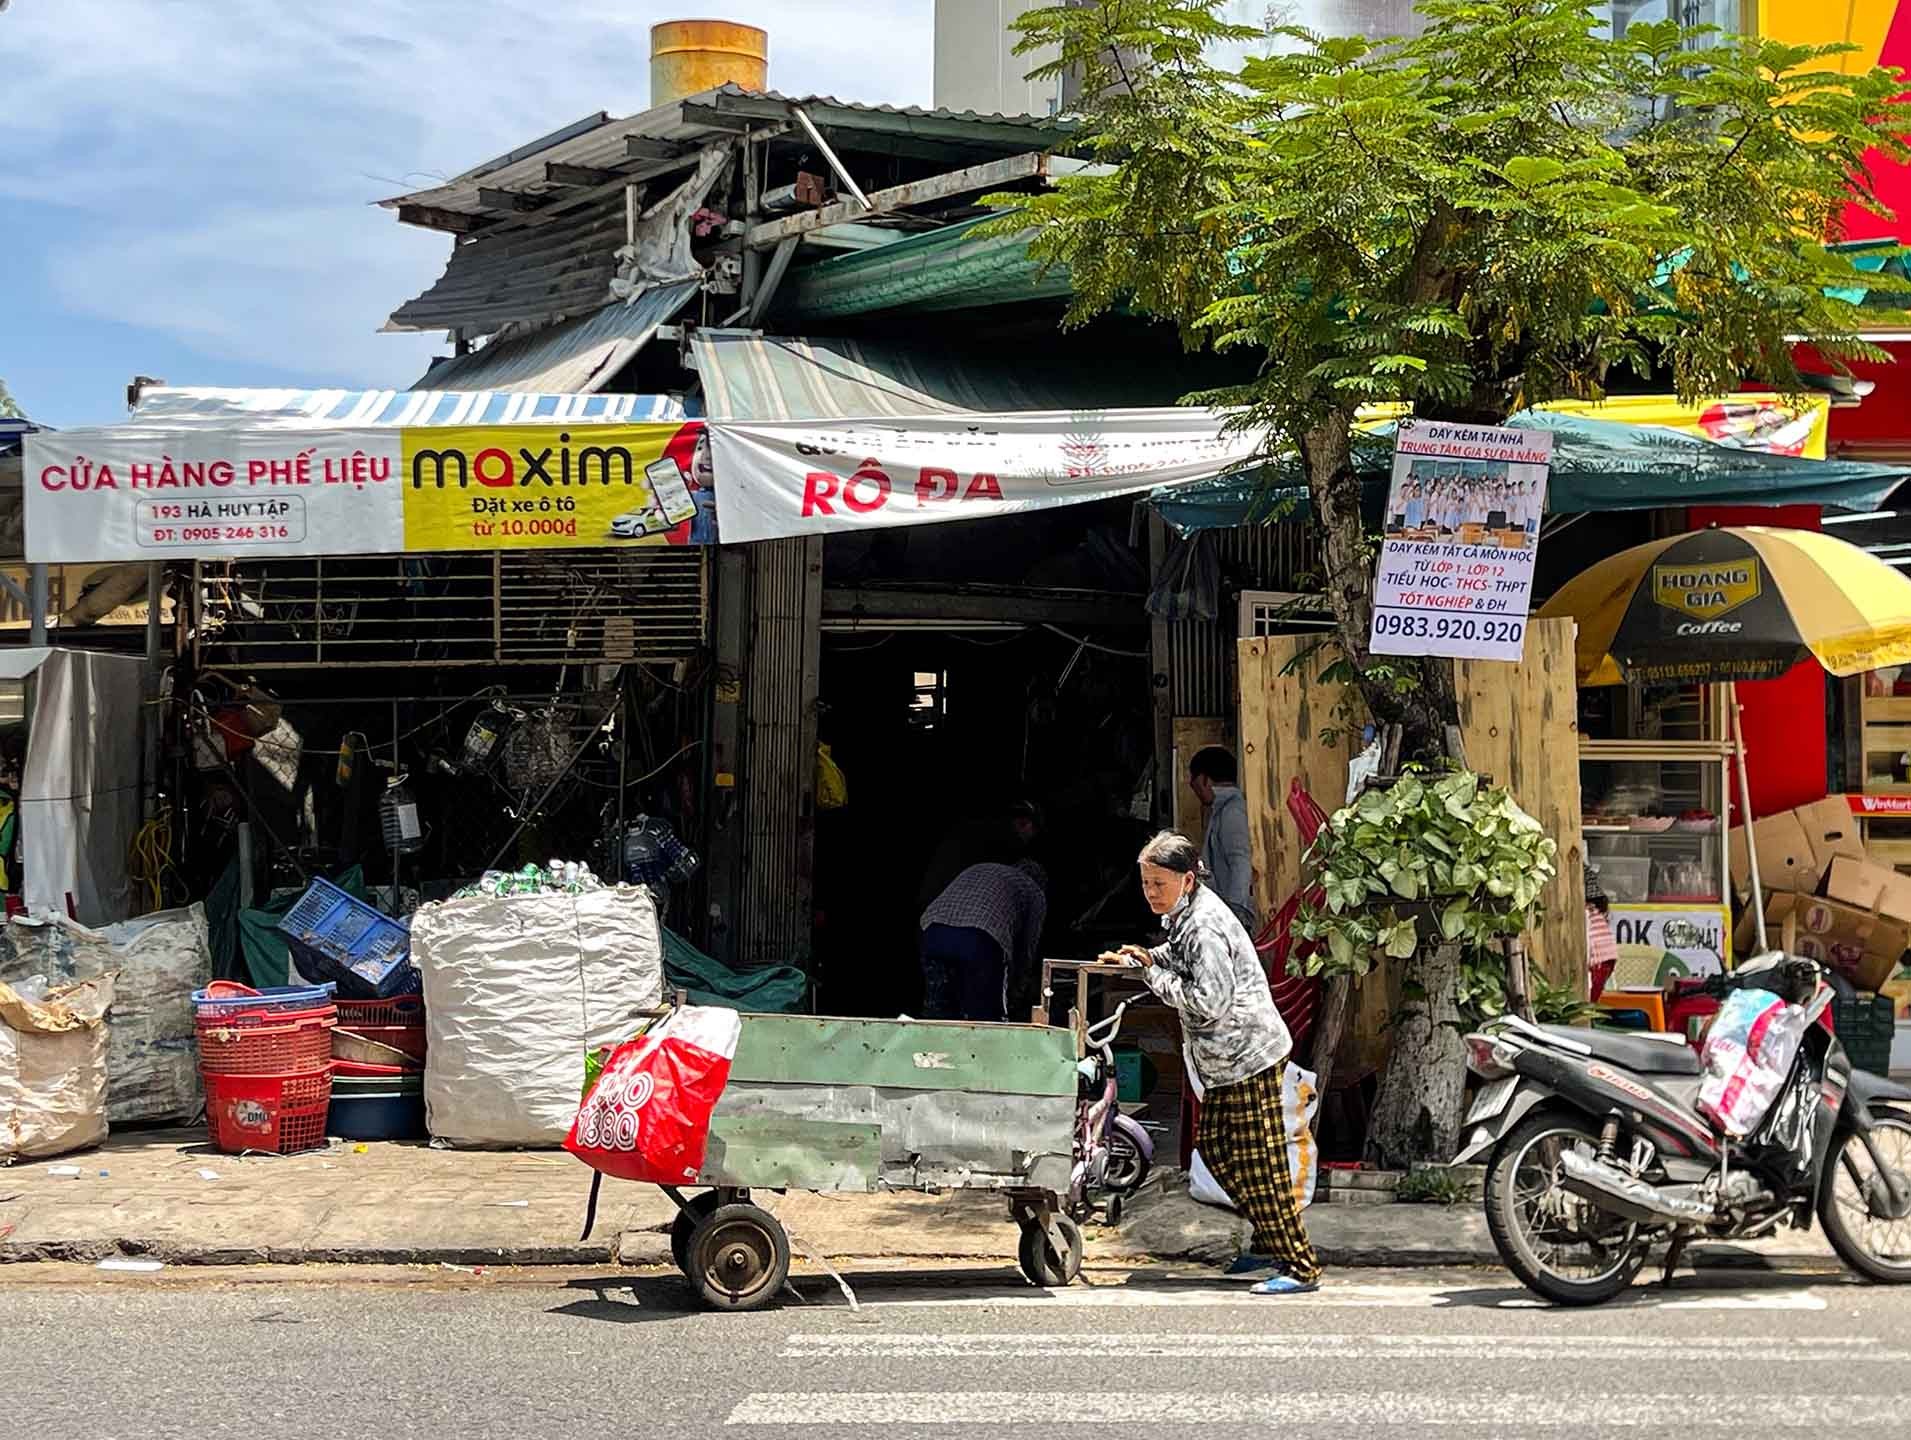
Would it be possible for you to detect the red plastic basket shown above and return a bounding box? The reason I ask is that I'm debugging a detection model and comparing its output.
[338,1022,426,1062]
[334,1057,412,1078]
[334,995,424,1028]
[196,1013,336,1075]
[203,1067,334,1154]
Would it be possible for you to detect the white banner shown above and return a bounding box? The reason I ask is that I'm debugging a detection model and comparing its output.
[1368,421,1554,663]
[705,410,1264,544]
[24,419,708,562]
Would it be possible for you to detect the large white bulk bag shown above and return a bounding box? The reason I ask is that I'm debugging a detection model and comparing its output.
[412,886,664,1147]
[1,973,115,1160]
[2,905,209,1125]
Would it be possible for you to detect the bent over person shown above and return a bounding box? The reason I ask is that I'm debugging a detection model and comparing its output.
[1103,830,1322,1296]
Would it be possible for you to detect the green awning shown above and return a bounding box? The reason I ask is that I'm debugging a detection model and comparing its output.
[1150,409,1911,532]
[778,215,1069,321]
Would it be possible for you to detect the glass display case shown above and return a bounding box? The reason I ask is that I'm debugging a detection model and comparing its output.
[1582,684,1733,983]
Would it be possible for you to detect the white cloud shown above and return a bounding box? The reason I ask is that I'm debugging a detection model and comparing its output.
[0,0,932,388]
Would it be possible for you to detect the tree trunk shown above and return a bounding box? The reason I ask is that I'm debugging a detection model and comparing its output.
[1306,972,1352,1134]
[1299,415,1456,764]
[1364,941,1469,1169]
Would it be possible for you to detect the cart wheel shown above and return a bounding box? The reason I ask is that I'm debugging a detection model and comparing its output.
[669,1190,723,1275]
[689,1203,790,1312]
[1017,1214,1084,1288]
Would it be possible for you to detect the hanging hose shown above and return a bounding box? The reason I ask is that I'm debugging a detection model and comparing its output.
[129,803,180,913]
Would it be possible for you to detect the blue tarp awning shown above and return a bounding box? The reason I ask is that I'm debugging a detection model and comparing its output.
[1150,409,1911,532]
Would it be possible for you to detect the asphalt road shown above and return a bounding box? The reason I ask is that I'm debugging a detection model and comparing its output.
[6,1263,1911,1437]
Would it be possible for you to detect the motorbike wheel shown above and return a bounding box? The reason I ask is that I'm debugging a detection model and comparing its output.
[1817,1116,1911,1284]
[1485,1110,1647,1307]
[1101,1119,1151,1196]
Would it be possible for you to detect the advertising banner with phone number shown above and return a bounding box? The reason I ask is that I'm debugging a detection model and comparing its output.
[24,420,712,562]
[1367,420,1554,663]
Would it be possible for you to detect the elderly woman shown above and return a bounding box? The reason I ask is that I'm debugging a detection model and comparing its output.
[1102,830,1322,1296]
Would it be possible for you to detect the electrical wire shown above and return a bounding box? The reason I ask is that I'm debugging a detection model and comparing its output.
[1040,624,1151,658]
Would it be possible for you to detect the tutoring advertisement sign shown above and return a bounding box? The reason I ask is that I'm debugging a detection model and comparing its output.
[1368,421,1554,664]
[706,410,1264,544]
[24,422,711,561]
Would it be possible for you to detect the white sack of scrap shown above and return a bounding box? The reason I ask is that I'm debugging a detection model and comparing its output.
[411,886,665,1147]
[2,905,210,1126]
[0,973,115,1161]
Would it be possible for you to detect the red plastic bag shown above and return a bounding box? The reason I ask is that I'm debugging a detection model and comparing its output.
[565,1006,741,1184]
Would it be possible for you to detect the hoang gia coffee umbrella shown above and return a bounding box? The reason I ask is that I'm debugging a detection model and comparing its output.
[1538,525,1911,950]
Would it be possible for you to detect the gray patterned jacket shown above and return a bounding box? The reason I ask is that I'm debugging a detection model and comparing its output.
[1142,882,1291,1090]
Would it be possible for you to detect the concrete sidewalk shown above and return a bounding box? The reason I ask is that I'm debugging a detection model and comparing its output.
[1104,1168,1843,1273]
[0,1130,1077,1268]
[0,1131,1843,1273]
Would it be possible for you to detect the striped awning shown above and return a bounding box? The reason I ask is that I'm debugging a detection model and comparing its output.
[690,329,1183,421]
[410,281,698,393]
[127,386,686,429]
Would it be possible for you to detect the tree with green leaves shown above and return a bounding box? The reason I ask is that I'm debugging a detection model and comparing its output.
[1004,0,1911,1164]
[0,378,24,420]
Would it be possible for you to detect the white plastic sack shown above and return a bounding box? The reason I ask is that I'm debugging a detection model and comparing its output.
[1698,988,1812,1137]
[0,906,210,1124]
[412,885,665,1147]
[1,973,115,1160]
[1186,1055,1320,1211]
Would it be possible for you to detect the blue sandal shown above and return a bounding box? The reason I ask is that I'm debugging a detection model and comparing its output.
[1224,1253,1280,1277]
[1250,1273,1321,1296]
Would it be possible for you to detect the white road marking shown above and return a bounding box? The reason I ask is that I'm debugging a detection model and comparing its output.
[811,1280,1827,1312]
[1661,1291,1827,1310]
[780,1332,1899,1363]
[725,1390,1896,1427]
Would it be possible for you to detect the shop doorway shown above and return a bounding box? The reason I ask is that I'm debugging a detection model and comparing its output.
[810,622,1159,1018]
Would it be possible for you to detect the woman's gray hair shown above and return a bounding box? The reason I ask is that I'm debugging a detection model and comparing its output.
[1138,830,1207,880]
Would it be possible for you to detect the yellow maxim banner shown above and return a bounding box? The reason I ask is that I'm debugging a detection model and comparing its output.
[24,418,710,562]
[400,424,699,550]
[1356,394,1830,459]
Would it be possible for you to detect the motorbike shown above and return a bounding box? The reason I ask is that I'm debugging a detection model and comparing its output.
[1070,1001,1156,1223]
[1456,951,1911,1305]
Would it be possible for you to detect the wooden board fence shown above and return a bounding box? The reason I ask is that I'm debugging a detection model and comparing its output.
[1236,619,1586,1078]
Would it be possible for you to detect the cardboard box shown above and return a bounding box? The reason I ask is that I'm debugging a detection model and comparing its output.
[1729,809,1818,898]
[1823,855,1911,927]
[1729,797,1867,899]
[1798,796,1867,877]
[1736,892,1908,993]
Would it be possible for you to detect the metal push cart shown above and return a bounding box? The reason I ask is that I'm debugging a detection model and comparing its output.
[658,1010,1085,1311]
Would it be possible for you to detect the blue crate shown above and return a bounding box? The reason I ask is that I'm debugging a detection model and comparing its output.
[192,981,335,1017]
[277,878,412,1000]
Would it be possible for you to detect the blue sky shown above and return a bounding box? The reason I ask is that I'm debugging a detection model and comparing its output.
[0,1,932,428]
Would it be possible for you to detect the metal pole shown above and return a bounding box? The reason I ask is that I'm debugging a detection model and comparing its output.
[790,107,872,210]
[1729,681,1769,952]
[27,564,47,646]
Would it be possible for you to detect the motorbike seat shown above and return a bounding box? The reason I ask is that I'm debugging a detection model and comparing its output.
[1541,1025,1702,1076]
[1848,1068,1911,1107]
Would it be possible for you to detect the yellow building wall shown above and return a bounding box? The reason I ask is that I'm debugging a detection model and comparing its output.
[1755,0,1897,69]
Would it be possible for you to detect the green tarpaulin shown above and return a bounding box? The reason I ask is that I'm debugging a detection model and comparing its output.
[663,927,807,1013]
[1150,408,1911,533]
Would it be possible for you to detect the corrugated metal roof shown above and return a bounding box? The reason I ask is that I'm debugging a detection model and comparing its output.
[779,214,1066,320]
[382,85,1074,221]
[126,387,685,428]
[385,192,627,335]
[411,281,699,392]
[690,330,1181,421]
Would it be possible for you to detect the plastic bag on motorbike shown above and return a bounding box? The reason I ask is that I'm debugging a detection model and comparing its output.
[1186,1057,1319,1211]
[564,1005,741,1184]
[1697,988,1812,1137]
